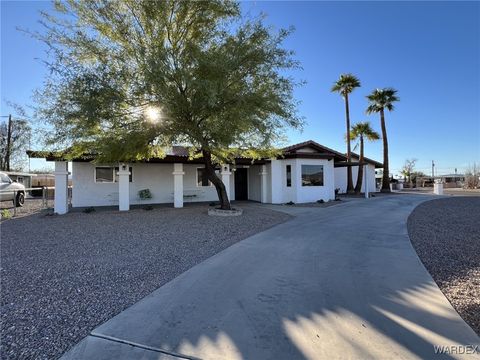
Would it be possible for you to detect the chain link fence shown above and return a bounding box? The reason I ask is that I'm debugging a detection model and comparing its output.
[0,187,72,220]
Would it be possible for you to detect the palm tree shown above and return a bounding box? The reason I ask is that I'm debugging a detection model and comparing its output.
[350,122,380,193]
[332,74,361,194]
[366,88,399,192]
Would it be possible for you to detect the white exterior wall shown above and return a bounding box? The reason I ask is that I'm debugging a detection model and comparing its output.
[270,159,283,204]
[293,158,335,203]
[72,163,222,207]
[269,158,334,204]
[71,158,371,207]
[334,164,377,193]
[265,163,272,203]
[247,165,262,202]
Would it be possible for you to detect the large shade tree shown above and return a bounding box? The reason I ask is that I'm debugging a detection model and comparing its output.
[33,0,303,209]
[350,121,379,194]
[366,88,399,192]
[331,74,361,194]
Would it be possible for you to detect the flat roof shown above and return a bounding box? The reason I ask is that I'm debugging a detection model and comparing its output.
[3,171,37,177]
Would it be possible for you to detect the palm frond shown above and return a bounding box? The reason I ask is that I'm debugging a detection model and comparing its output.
[331,73,361,95]
[365,87,399,113]
[350,121,380,142]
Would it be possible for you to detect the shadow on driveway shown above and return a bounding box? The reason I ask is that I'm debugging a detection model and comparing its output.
[63,195,480,360]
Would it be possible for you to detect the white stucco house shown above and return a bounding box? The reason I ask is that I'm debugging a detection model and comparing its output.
[28,140,382,214]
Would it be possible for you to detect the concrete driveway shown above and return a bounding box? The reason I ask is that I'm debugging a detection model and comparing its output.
[63,195,480,360]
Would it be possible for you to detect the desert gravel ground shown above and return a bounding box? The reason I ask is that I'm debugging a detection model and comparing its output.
[0,203,291,360]
[407,197,480,336]
[1,198,51,220]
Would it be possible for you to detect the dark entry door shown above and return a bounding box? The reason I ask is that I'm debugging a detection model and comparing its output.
[235,168,248,200]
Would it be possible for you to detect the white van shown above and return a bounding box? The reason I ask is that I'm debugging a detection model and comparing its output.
[0,172,26,206]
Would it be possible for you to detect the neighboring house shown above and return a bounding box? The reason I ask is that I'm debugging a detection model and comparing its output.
[27,140,382,214]
[3,171,36,189]
[437,174,465,188]
[416,174,465,188]
[32,173,73,188]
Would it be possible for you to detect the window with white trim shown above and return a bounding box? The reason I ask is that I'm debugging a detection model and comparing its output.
[95,167,132,183]
[301,165,324,186]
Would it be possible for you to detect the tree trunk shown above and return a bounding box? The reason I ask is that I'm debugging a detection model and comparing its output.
[5,114,12,171]
[380,109,390,192]
[354,136,364,193]
[345,95,354,193]
[202,149,231,210]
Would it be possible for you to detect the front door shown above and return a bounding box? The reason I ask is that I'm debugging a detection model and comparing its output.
[234,168,248,201]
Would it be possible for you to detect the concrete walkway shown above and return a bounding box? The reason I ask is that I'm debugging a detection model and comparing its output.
[62,195,480,360]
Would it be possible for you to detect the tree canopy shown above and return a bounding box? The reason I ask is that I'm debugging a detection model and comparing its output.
[331,74,361,97]
[366,88,399,114]
[0,116,32,171]
[350,121,380,143]
[34,0,303,165]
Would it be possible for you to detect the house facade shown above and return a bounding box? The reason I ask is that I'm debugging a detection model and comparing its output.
[28,140,382,214]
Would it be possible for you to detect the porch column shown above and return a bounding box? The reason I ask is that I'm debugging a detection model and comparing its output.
[364,164,369,199]
[260,165,268,203]
[173,163,184,208]
[221,164,232,199]
[54,161,69,214]
[117,163,130,211]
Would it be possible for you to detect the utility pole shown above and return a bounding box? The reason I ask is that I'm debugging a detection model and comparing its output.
[5,114,12,171]
[431,160,435,181]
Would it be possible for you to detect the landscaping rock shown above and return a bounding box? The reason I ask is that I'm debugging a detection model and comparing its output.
[0,203,291,360]
[408,197,480,336]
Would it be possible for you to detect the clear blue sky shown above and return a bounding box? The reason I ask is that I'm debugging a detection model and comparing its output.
[1,1,479,175]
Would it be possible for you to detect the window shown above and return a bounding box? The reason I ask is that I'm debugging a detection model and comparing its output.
[0,174,11,183]
[197,167,221,187]
[197,168,210,186]
[301,165,324,186]
[95,167,133,183]
[95,167,114,183]
[286,165,291,187]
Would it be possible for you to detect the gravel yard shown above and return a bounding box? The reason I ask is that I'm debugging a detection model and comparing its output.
[0,203,291,360]
[407,197,480,336]
[1,198,52,220]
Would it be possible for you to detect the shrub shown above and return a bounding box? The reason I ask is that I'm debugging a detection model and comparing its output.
[83,207,95,213]
[1,209,12,219]
[144,205,154,211]
[285,201,295,205]
[464,164,479,189]
[317,199,324,204]
[138,189,152,200]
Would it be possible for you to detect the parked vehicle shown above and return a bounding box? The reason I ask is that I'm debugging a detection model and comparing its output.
[0,172,25,206]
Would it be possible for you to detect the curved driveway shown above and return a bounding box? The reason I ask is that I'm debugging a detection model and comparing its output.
[63,195,480,360]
